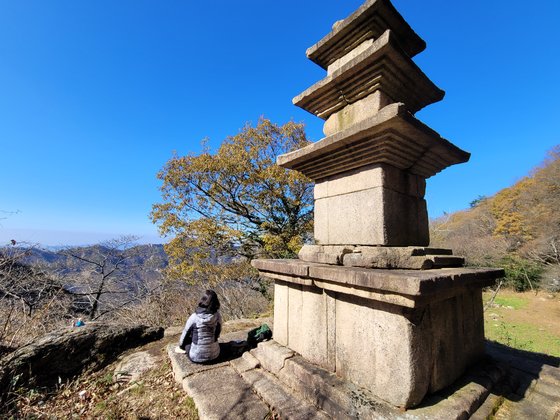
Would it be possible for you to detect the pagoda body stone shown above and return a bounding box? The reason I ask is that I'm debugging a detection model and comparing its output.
[251,0,504,410]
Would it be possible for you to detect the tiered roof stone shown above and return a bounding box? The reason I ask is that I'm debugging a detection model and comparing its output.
[278,103,470,180]
[294,30,445,119]
[307,0,425,69]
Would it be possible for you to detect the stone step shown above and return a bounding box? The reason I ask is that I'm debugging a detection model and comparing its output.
[167,331,332,420]
[167,343,271,420]
[248,341,398,418]
[235,363,331,420]
[246,341,514,420]
[167,329,560,420]
[469,393,505,420]
[482,342,560,419]
[184,365,271,420]
[232,350,333,419]
[430,255,465,268]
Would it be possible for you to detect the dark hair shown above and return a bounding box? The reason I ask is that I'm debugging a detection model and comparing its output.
[198,289,220,313]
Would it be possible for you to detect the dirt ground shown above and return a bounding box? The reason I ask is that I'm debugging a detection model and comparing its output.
[510,292,559,334]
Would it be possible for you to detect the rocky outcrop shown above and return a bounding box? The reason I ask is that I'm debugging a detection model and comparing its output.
[0,323,163,404]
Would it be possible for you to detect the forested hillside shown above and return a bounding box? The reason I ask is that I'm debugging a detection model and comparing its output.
[431,146,560,291]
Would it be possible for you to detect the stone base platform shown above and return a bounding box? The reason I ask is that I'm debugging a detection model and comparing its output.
[252,259,503,407]
[244,340,509,419]
[168,332,560,419]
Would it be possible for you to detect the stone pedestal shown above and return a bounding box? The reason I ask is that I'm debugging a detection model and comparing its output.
[253,259,503,408]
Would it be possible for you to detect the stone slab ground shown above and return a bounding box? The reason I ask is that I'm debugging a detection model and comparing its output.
[168,325,560,419]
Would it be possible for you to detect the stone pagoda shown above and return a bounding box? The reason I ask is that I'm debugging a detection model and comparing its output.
[252,0,503,409]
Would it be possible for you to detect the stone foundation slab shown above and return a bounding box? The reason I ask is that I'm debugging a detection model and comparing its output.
[298,244,463,269]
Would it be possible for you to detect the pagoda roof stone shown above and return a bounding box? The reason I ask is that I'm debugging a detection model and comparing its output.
[277,103,470,180]
[307,0,426,70]
[252,259,502,300]
[294,30,444,119]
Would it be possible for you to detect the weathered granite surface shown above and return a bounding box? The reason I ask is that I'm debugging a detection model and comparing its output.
[322,90,391,136]
[253,259,501,300]
[313,163,426,200]
[253,258,503,407]
[307,0,426,70]
[311,162,431,246]
[0,324,163,404]
[248,340,511,418]
[114,350,158,383]
[256,0,498,410]
[478,342,560,420]
[167,329,274,420]
[282,0,471,249]
[167,321,560,419]
[299,244,464,269]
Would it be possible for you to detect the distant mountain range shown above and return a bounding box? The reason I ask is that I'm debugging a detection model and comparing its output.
[13,243,169,288]
[23,243,167,268]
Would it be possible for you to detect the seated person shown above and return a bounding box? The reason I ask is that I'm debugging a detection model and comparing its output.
[178,290,222,363]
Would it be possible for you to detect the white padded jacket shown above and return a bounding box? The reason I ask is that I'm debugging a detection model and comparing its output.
[179,310,222,363]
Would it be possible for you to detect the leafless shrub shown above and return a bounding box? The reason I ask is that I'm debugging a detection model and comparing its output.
[117,277,271,328]
[0,243,71,351]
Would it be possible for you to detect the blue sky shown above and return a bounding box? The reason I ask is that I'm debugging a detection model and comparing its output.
[1,0,559,246]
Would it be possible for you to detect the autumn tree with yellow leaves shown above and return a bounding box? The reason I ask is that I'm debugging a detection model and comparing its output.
[151,118,313,285]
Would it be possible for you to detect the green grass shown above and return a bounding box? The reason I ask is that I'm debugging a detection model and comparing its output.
[181,396,198,415]
[129,382,146,396]
[95,372,114,387]
[491,295,528,310]
[483,290,560,356]
[485,320,560,356]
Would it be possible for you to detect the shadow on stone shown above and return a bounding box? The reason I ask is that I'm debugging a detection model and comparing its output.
[409,339,560,418]
[180,341,260,366]
[484,340,560,402]
[216,341,253,363]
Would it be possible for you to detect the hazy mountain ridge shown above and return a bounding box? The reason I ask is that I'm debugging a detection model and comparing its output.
[0,244,170,315]
[20,243,168,276]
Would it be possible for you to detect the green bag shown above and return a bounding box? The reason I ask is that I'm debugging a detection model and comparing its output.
[247,324,272,346]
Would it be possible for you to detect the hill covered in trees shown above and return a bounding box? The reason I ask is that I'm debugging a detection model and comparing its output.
[431,146,560,291]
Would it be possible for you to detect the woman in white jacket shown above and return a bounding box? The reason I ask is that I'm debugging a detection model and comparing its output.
[178,290,222,363]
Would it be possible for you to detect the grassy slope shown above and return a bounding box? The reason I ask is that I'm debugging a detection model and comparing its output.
[484,290,560,357]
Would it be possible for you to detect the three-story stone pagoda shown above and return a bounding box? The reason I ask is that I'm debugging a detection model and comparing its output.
[252,0,503,408]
